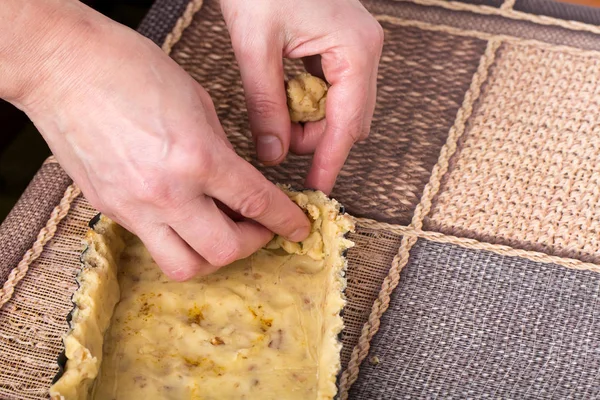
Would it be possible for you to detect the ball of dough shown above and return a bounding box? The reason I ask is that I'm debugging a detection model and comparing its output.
[286,72,328,123]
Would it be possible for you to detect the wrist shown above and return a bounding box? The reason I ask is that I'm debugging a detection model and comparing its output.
[0,1,99,110]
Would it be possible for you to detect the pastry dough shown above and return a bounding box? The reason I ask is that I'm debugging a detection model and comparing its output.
[286,73,328,123]
[50,188,354,400]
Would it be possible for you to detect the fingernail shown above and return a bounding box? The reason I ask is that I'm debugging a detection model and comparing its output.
[290,225,310,242]
[167,267,198,282]
[256,135,283,162]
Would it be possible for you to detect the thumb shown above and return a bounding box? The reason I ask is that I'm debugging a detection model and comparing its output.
[234,38,291,165]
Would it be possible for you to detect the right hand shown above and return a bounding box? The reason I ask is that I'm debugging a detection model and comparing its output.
[6,1,310,281]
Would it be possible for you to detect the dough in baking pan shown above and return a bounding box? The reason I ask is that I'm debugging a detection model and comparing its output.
[50,188,354,400]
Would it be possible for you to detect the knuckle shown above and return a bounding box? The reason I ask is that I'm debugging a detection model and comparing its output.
[197,88,215,110]
[360,120,373,141]
[132,174,171,206]
[311,155,338,178]
[336,114,364,143]
[348,129,362,143]
[190,150,215,181]
[233,32,266,64]
[131,145,215,210]
[207,239,242,267]
[354,21,384,55]
[237,186,272,220]
[173,144,214,181]
[359,129,370,142]
[246,93,281,120]
[236,42,257,64]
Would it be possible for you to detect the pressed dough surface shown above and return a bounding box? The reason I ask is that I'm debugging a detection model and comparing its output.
[93,242,328,399]
[49,190,352,400]
[73,191,354,400]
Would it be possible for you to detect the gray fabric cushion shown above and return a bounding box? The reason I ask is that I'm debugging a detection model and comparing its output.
[453,0,504,7]
[515,0,600,26]
[351,240,600,399]
[137,0,191,46]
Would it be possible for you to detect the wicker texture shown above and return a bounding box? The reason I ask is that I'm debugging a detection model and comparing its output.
[369,0,600,52]
[358,218,600,274]
[0,184,80,309]
[169,0,487,225]
[0,195,96,400]
[0,164,71,285]
[342,228,403,369]
[426,42,600,264]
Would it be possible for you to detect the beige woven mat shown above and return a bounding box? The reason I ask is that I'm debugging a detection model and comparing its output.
[3,0,600,398]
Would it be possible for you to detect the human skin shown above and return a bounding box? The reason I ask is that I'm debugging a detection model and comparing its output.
[0,0,383,280]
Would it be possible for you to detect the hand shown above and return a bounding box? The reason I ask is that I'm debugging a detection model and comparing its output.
[221,0,384,194]
[5,1,311,280]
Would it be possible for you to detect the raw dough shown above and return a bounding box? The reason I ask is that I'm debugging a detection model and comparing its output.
[50,189,354,400]
[286,73,328,123]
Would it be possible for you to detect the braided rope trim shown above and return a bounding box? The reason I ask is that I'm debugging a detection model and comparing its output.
[411,40,501,231]
[376,15,600,58]
[500,0,516,11]
[43,155,58,165]
[398,0,600,36]
[354,218,600,274]
[161,0,205,55]
[0,184,81,309]
[338,40,501,398]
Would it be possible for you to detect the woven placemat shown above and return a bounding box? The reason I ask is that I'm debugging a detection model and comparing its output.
[3,0,600,398]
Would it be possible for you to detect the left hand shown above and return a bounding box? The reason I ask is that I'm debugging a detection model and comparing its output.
[220,0,384,194]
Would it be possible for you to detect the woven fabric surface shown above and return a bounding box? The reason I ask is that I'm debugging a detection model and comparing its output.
[0,163,71,285]
[371,1,600,52]
[351,239,600,399]
[426,42,600,264]
[136,0,191,46]
[454,0,504,6]
[515,0,600,25]
[0,195,94,400]
[341,228,403,369]
[3,0,600,398]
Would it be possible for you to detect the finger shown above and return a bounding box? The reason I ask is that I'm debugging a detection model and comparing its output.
[361,63,379,141]
[214,199,243,222]
[303,18,383,193]
[358,22,384,142]
[289,119,326,155]
[137,223,208,282]
[305,66,370,194]
[205,147,311,242]
[233,36,291,166]
[169,195,274,269]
